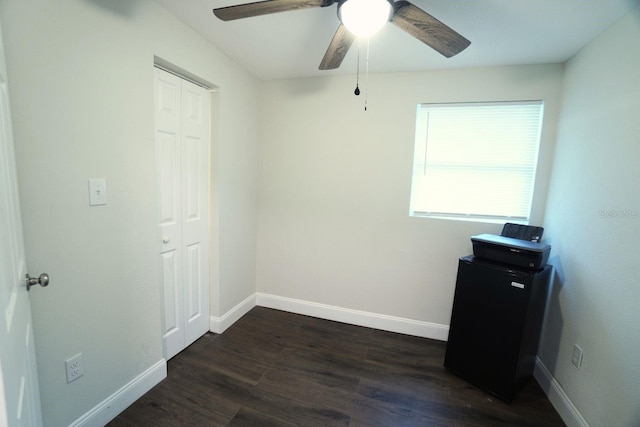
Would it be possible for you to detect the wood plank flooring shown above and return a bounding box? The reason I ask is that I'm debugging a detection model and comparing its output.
[108,307,565,426]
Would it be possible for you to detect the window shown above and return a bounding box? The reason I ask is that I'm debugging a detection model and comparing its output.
[409,101,544,223]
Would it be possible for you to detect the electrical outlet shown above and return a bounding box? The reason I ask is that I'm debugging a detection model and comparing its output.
[65,353,84,383]
[571,344,583,369]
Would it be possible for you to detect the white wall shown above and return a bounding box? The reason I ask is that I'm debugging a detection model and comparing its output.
[4,0,633,424]
[0,0,259,425]
[540,7,640,427]
[257,64,563,327]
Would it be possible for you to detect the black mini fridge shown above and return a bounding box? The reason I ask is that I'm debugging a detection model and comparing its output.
[444,255,552,402]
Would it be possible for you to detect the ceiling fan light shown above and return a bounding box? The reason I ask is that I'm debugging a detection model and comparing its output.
[338,0,393,38]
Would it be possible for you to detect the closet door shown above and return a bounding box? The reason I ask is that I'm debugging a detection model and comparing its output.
[154,68,210,360]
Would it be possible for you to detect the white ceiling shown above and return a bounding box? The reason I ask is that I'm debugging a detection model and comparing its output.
[153,0,639,80]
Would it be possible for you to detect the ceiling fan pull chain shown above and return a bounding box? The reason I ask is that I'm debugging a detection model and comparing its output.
[354,41,361,96]
[364,37,370,111]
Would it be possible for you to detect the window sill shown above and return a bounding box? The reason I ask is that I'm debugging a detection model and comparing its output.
[409,212,529,225]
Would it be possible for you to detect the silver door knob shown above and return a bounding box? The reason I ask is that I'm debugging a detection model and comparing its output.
[26,273,49,291]
[162,236,170,244]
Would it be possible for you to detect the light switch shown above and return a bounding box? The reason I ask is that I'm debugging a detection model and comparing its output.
[88,179,107,206]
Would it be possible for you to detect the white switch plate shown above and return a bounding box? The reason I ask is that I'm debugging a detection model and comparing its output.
[88,179,107,206]
[571,344,583,369]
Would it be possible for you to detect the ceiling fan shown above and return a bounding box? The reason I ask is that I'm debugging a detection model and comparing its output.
[213,0,471,70]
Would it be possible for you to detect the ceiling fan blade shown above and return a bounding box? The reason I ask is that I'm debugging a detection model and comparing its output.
[392,1,470,58]
[214,0,329,21]
[319,24,356,70]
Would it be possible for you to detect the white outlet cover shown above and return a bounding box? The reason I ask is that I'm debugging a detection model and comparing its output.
[65,353,84,383]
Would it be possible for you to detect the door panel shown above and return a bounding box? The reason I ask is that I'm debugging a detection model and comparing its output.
[184,136,202,222]
[160,250,180,332]
[155,70,184,360]
[185,244,200,316]
[157,133,180,226]
[0,20,44,426]
[184,245,203,346]
[183,85,205,127]
[180,79,209,349]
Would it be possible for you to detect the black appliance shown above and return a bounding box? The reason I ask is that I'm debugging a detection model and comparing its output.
[471,233,551,270]
[444,255,552,402]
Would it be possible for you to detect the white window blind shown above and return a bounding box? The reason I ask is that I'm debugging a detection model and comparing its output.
[410,101,544,222]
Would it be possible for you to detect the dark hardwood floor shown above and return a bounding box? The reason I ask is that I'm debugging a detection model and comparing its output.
[108,307,565,426]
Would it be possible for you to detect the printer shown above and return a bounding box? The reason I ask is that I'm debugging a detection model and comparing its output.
[471,233,550,270]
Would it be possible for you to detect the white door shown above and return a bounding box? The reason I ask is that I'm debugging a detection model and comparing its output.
[0,19,44,427]
[154,68,210,360]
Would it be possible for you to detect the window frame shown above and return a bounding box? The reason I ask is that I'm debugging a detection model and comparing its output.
[409,100,545,224]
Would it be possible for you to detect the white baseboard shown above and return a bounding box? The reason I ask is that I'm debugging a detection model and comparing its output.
[534,357,589,427]
[69,359,166,427]
[209,293,256,334]
[255,292,450,341]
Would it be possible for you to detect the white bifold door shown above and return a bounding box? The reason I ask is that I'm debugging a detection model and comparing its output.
[154,68,210,360]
